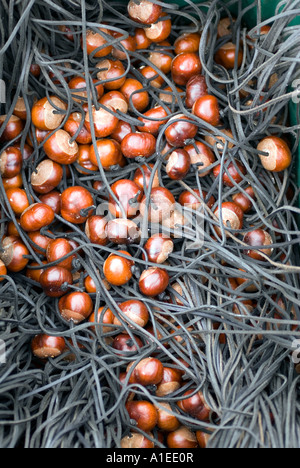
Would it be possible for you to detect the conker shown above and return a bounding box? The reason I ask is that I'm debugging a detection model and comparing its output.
[114,300,149,328]
[61,186,94,224]
[0,146,22,178]
[125,400,158,432]
[30,159,63,194]
[171,52,202,86]
[144,233,174,264]
[257,136,292,172]
[85,215,108,246]
[192,95,220,126]
[121,132,156,159]
[31,96,67,131]
[39,266,73,297]
[167,426,198,449]
[31,334,66,359]
[106,219,141,245]
[0,236,29,272]
[58,291,94,323]
[20,203,55,232]
[103,251,133,286]
[139,267,169,297]
[243,229,273,261]
[128,0,162,25]
[43,129,79,165]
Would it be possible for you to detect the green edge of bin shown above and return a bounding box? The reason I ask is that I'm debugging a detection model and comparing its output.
[124,0,300,213]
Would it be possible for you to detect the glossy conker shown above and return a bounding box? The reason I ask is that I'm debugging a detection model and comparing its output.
[0,115,24,142]
[58,291,93,323]
[144,233,174,264]
[109,179,143,218]
[166,148,191,180]
[145,13,172,43]
[133,164,159,190]
[135,27,152,50]
[139,267,169,297]
[171,52,202,86]
[140,187,175,224]
[156,402,180,432]
[128,0,162,25]
[257,136,292,172]
[139,65,165,89]
[0,236,29,272]
[167,426,198,449]
[103,251,133,286]
[120,78,150,113]
[165,114,198,147]
[121,433,154,449]
[26,261,47,283]
[174,32,201,55]
[100,91,129,114]
[31,159,63,194]
[5,188,30,216]
[63,112,92,145]
[84,105,119,139]
[213,158,247,187]
[106,219,141,245]
[112,333,143,355]
[214,202,244,236]
[89,139,123,170]
[148,40,174,74]
[2,173,23,190]
[121,132,156,159]
[125,400,158,432]
[0,146,22,178]
[96,58,126,90]
[178,389,211,421]
[85,215,108,246]
[184,140,216,177]
[31,96,67,131]
[185,74,208,108]
[88,306,115,334]
[43,129,79,165]
[178,189,215,210]
[137,106,169,136]
[192,95,220,126]
[111,31,137,61]
[39,266,73,297]
[0,259,7,280]
[156,367,182,397]
[232,186,256,213]
[83,28,113,58]
[61,186,94,224]
[243,229,273,261]
[75,145,98,174]
[196,430,211,448]
[46,238,75,270]
[215,42,243,69]
[114,300,149,328]
[68,76,104,103]
[110,120,132,143]
[20,203,55,232]
[131,357,163,386]
[28,230,52,254]
[31,334,66,359]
